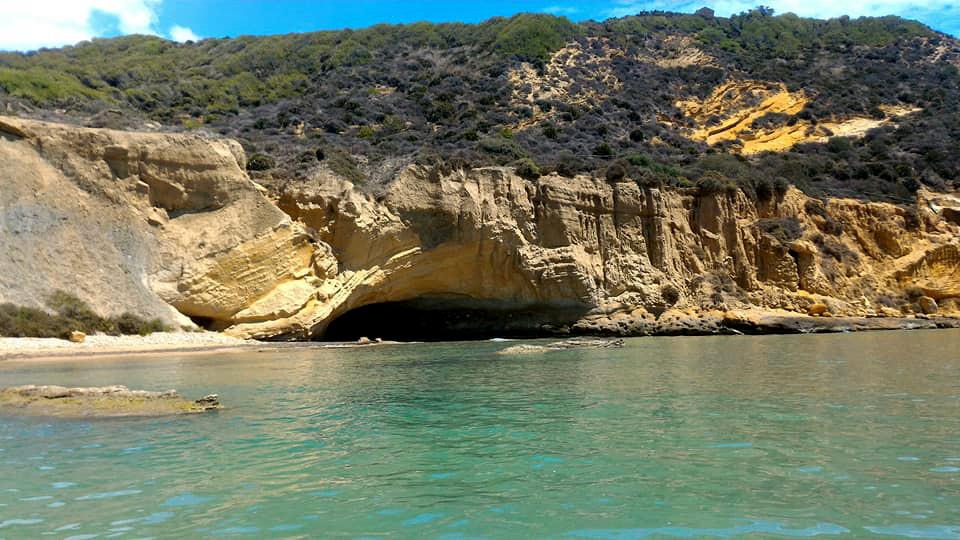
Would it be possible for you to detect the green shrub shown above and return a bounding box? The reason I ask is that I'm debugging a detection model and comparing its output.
[0,291,168,339]
[0,67,105,103]
[0,303,72,338]
[627,154,651,167]
[46,291,110,332]
[553,151,588,178]
[773,177,790,197]
[819,237,860,264]
[479,136,527,162]
[661,284,680,305]
[758,217,804,243]
[113,313,167,336]
[488,13,579,61]
[324,147,366,184]
[246,153,275,171]
[755,178,774,201]
[696,172,737,194]
[592,143,614,157]
[827,137,853,153]
[605,161,628,182]
[513,158,541,180]
[181,117,204,130]
[634,170,663,188]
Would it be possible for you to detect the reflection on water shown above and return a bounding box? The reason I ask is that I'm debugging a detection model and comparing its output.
[1,330,959,538]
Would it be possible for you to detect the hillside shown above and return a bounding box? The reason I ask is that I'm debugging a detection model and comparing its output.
[2,10,960,340]
[1,9,959,204]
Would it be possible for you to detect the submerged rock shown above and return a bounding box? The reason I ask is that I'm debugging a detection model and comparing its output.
[498,338,625,355]
[0,385,222,418]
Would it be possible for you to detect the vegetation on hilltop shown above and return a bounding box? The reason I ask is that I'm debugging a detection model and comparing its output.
[1,9,958,202]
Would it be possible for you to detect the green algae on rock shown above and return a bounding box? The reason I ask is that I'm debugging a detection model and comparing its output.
[0,385,221,418]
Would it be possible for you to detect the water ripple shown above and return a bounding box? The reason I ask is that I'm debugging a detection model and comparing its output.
[0,332,958,537]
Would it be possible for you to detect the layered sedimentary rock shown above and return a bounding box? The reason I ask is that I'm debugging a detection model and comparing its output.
[674,80,920,154]
[0,116,314,330]
[2,116,958,340]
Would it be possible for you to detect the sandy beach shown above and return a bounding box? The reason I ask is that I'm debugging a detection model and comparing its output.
[0,332,263,362]
[0,333,411,362]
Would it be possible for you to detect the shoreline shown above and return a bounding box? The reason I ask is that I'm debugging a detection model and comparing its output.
[0,333,416,363]
[0,333,259,362]
[638,309,960,337]
[1,312,959,362]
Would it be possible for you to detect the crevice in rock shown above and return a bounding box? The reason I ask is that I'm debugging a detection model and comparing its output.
[787,248,801,280]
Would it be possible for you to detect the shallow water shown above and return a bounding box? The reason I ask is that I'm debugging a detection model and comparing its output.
[1,330,959,538]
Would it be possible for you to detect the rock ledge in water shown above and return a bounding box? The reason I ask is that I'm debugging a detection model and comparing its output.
[498,338,625,355]
[0,385,222,417]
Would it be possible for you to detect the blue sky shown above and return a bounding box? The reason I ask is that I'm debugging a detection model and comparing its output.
[0,0,957,52]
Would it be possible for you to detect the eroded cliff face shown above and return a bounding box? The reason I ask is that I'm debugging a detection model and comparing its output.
[268,166,960,339]
[0,116,315,330]
[2,117,958,339]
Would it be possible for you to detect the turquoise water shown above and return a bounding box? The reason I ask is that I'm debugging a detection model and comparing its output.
[1,331,959,539]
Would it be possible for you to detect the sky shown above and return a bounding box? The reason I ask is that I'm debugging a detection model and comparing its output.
[0,0,957,52]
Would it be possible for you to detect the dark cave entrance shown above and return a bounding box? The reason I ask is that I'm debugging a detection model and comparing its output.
[320,297,587,342]
[188,315,215,331]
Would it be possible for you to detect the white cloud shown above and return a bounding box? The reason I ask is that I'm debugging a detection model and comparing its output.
[606,0,959,36]
[0,0,198,52]
[169,25,200,42]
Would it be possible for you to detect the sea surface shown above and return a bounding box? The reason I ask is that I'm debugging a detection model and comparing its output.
[1,331,959,539]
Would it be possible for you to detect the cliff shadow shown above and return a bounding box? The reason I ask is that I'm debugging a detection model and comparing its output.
[320,296,590,342]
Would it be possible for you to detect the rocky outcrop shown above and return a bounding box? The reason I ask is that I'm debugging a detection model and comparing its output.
[2,117,959,340]
[674,80,920,154]
[0,385,221,417]
[0,116,314,331]
[497,338,625,355]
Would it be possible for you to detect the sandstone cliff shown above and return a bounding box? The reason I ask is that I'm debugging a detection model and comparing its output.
[2,117,958,340]
[0,116,314,331]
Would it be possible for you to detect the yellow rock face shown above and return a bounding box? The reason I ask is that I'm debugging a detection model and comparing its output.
[677,81,809,151]
[675,80,920,154]
[898,244,960,300]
